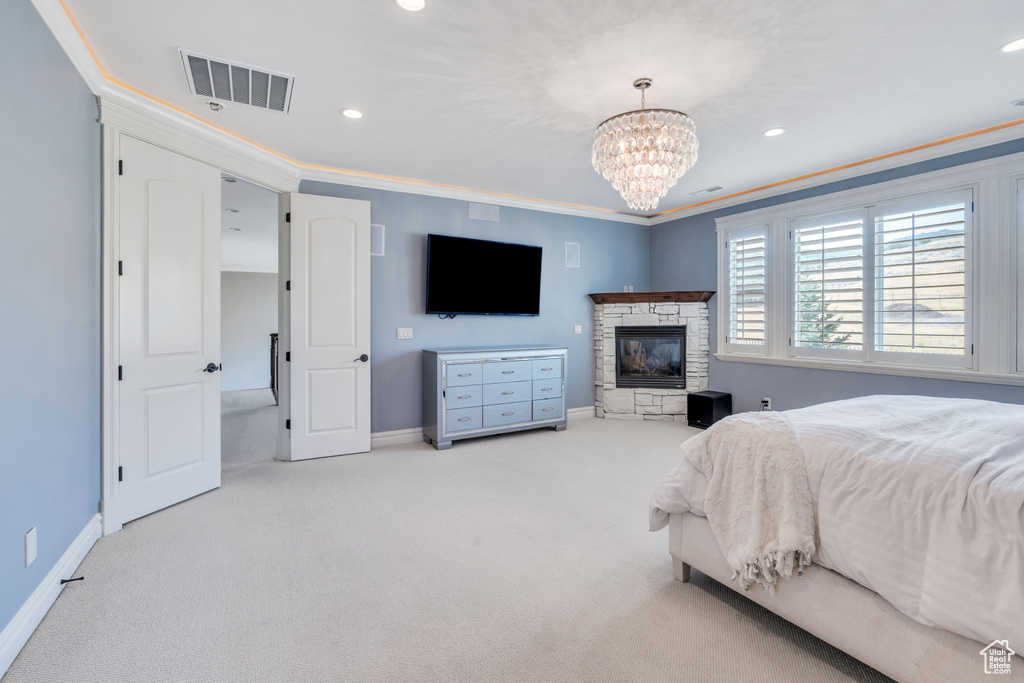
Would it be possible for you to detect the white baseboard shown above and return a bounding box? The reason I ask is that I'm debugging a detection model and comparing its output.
[371,427,424,448]
[370,407,596,448]
[568,405,596,420]
[0,513,101,678]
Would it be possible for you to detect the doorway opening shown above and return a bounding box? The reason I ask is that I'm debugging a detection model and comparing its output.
[219,175,281,476]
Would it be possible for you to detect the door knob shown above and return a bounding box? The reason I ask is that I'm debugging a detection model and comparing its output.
[204,362,221,373]
[354,354,369,363]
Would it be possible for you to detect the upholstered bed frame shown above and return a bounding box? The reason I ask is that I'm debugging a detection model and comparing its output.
[669,512,1024,682]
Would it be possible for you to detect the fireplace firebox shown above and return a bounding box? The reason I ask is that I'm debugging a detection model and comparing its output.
[614,326,686,388]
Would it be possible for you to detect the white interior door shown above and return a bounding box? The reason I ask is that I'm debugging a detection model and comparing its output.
[107,135,222,528]
[287,193,371,460]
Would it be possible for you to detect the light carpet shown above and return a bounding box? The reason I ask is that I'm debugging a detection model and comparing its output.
[3,397,892,683]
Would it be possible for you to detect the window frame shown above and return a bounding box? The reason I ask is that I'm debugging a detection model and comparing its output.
[787,207,868,362]
[868,188,975,370]
[713,152,1024,385]
[719,223,770,356]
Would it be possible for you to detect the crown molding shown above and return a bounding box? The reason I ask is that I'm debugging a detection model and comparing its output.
[30,0,104,95]
[32,0,1024,228]
[297,165,649,225]
[648,120,1024,225]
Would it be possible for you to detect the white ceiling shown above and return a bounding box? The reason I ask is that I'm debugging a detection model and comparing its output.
[220,177,278,273]
[66,0,1024,217]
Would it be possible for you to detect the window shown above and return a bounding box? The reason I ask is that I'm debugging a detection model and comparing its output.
[792,212,864,356]
[725,228,767,353]
[717,170,998,380]
[874,195,968,361]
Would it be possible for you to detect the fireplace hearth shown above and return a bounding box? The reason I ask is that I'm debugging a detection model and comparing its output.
[615,326,686,388]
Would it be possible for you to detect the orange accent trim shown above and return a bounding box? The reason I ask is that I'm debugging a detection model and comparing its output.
[57,0,1024,223]
[654,118,1024,218]
[56,0,625,217]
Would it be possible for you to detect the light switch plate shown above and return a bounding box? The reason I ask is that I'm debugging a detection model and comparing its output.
[397,327,413,339]
[25,527,37,567]
[573,325,582,335]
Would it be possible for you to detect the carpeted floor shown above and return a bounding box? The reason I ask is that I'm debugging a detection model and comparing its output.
[3,393,892,683]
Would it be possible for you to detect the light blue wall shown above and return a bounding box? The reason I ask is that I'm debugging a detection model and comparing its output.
[651,138,1024,413]
[299,181,650,432]
[221,272,278,391]
[0,1,100,630]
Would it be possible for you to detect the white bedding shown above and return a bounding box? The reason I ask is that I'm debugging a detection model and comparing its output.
[650,394,1024,648]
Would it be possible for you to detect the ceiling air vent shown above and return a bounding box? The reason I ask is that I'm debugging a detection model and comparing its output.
[179,50,295,113]
[689,185,724,196]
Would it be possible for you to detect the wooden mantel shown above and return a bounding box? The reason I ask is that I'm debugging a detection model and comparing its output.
[588,291,715,304]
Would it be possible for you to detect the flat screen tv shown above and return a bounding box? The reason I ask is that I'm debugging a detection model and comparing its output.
[426,234,542,316]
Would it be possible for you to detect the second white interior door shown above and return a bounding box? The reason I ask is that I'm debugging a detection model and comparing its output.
[286,193,372,460]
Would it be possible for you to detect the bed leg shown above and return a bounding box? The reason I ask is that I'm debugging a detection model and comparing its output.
[673,557,691,583]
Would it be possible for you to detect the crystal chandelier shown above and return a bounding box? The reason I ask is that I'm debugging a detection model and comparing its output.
[591,78,699,212]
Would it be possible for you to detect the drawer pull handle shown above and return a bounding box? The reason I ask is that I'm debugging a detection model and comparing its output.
[502,412,514,416]
[541,367,553,371]
[457,373,472,377]
[542,407,553,412]
[457,395,471,400]
[458,417,472,422]
[501,370,515,374]
[541,387,553,392]
[501,391,514,395]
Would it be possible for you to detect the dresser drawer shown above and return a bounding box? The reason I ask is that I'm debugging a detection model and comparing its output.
[446,407,481,433]
[483,401,533,428]
[532,359,562,380]
[533,378,562,400]
[482,380,532,405]
[446,363,482,387]
[533,397,563,421]
[482,360,533,384]
[446,384,482,408]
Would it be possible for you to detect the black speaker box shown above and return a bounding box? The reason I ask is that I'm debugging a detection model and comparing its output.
[687,391,732,429]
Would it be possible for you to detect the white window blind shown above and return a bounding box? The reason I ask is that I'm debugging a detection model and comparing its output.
[727,232,766,347]
[793,216,864,352]
[875,199,967,356]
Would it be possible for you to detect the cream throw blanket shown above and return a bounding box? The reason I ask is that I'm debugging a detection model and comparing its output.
[654,412,816,593]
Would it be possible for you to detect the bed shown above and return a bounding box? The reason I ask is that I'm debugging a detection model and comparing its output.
[650,395,1024,683]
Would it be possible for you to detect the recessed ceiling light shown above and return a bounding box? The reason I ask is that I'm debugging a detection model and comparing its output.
[223,177,237,183]
[763,127,786,137]
[229,227,242,231]
[395,0,425,11]
[342,109,363,119]
[225,208,239,213]
[1000,37,1024,53]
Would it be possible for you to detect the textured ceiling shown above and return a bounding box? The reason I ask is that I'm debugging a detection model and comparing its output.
[65,0,1024,216]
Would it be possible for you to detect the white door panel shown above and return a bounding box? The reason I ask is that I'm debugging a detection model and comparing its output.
[108,135,221,527]
[288,193,371,460]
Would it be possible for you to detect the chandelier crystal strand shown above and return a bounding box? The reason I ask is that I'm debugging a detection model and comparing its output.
[591,79,699,212]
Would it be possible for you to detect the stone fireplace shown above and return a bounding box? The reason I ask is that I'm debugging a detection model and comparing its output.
[589,292,713,422]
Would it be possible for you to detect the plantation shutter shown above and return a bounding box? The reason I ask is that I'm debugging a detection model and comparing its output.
[792,213,864,353]
[1018,179,1024,372]
[727,229,767,349]
[874,191,971,361]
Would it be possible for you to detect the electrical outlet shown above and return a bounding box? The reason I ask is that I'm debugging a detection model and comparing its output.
[623,285,629,292]
[25,527,37,567]
[396,327,413,339]
[760,397,772,411]
[573,325,582,335]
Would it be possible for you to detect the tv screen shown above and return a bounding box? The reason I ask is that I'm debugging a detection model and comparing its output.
[426,234,542,315]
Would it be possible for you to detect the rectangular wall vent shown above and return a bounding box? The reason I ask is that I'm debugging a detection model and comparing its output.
[690,185,724,196]
[179,50,295,113]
